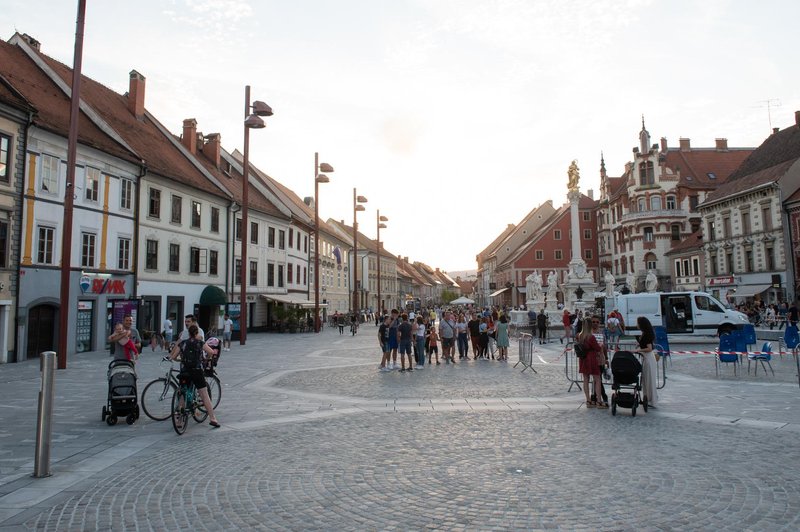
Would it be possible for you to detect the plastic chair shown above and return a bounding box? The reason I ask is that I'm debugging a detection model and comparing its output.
[748,341,775,376]
[742,324,757,352]
[716,334,739,376]
[653,326,671,366]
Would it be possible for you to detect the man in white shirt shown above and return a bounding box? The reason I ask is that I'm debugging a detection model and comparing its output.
[178,314,205,342]
[222,314,233,351]
[162,315,174,347]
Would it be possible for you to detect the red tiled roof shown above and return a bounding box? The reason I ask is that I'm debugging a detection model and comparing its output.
[665,229,703,256]
[663,148,753,189]
[0,72,34,112]
[0,39,139,165]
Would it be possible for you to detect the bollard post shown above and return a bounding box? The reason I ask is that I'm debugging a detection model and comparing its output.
[33,351,56,478]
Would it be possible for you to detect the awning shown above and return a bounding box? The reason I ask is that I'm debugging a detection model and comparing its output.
[260,294,327,308]
[199,285,226,305]
[489,287,510,297]
[730,284,771,299]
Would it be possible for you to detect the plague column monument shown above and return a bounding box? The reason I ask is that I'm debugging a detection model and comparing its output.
[562,160,597,310]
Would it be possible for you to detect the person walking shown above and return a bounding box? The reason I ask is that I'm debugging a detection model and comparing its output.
[378,315,392,372]
[561,309,572,344]
[222,314,233,351]
[590,316,609,405]
[467,312,481,359]
[413,316,426,369]
[162,314,174,350]
[635,316,658,409]
[495,314,510,361]
[605,312,621,351]
[439,311,457,363]
[576,317,606,408]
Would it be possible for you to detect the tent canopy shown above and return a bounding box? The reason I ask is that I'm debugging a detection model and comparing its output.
[450,296,475,305]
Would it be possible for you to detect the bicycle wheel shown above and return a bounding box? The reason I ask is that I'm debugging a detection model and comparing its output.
[204,374,221,409]
[171,387,189,435]
[141,377,177,421]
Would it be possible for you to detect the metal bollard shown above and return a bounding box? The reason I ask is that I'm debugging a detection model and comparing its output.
[33,351,56,478]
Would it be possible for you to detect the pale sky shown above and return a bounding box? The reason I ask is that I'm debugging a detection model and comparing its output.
[3,0,799,272]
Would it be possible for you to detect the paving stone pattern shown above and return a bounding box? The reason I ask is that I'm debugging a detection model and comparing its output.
[1,328,799,530]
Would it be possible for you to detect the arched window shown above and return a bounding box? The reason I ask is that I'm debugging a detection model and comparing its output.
[645,253,657,271]
[650,196,662,210]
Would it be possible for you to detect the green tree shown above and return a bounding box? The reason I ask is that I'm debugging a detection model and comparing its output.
[441,289,459,304]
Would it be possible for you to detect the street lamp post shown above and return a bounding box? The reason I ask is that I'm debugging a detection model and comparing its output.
[351,189,367,313]
[313,153,334,333]
[239,85,272,345]
[376,211,388,315]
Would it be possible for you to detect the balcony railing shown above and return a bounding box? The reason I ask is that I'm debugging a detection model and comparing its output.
[618,209,685,224]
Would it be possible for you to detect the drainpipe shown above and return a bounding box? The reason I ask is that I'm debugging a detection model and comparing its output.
[131,162,147,300]
[14,110,35,363]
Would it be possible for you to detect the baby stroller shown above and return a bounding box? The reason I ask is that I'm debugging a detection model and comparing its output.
[610,351,648,417]
[102,359,139,425]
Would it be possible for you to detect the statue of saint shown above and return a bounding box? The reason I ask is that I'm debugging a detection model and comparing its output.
[546,270,558,300]
[525,271,542,300]
[567,160,580,191]
[645,270,658,293]
[626,271,637,294]
[604,271,615,298]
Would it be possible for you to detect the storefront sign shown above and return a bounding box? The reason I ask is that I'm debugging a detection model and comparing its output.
[707,276,734,286]
[79,275,127,295]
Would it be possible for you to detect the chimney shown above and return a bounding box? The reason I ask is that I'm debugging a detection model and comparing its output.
[587,189,594,200]
[773,127,780,135]
[796,110,800,127]
[182,119,197,153]
[679,138,691,152]
[660,137,668,152]
[20,33,41,51]
[203,133,221,167]
[715,138,728,151]
[128,70,146,120]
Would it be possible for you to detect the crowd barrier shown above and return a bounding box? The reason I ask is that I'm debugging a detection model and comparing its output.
[562,341,668,393]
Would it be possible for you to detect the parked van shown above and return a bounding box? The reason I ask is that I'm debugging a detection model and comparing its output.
[607,291,748,336]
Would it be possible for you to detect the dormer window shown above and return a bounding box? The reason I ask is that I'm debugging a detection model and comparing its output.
[639,161,654,185]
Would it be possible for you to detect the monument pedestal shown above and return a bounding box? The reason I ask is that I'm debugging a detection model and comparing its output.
[562,259,597,312]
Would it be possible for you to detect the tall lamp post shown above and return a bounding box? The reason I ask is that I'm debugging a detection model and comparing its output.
[352,189,367,312]
[239,85,272,345]
[376,211,388,315]
[313,153,334,333]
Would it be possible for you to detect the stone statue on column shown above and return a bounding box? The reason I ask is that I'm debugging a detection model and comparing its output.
[525,271,542,301]
[604,271,615,298]
[567,159,580,192]
[626,271,637,294]
[645,270,658,293]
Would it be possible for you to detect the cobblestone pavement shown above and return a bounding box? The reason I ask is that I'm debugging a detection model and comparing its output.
[1,328,799,530]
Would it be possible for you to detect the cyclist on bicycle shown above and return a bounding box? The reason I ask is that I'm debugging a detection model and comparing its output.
[169,324,220,428]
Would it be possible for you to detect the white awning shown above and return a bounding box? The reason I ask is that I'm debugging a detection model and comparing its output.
[730,284,771,299]
[489,287,510,297]
[260,294,326,307]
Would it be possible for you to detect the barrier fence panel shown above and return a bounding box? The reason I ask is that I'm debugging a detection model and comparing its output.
[514,333,537,373]
[563,341,668,393]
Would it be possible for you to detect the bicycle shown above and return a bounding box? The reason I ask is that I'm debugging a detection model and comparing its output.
[171,374,208,435]
[141,356,221,421]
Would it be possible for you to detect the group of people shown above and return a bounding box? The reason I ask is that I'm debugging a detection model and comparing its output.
[735,300,799,330]
[376,307,511,371]
[573,313,658,410]
[108,313,221,429]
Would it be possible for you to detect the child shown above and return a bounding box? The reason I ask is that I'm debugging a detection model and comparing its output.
[114,322,139,361]
[427,324,440,365]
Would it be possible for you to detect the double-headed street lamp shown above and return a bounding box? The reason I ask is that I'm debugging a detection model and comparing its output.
[240,85,272,345]
[376,211,388,315]
[352,189,367,312]
[313,153,334,333]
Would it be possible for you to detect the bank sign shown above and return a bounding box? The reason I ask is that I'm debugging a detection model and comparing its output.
[79,275,127,295]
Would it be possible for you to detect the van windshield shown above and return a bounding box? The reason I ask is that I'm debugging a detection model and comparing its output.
[695,295,724,313]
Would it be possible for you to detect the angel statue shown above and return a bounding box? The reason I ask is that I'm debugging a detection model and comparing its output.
[567,160,580,191]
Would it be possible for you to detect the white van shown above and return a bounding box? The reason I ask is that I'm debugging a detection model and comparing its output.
[608,291,749,336]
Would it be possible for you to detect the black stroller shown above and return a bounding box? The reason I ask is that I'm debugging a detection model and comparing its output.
[610,351,648,416]
[102,359,140,425]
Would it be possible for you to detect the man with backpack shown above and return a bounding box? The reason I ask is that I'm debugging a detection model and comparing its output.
[169,324,220,428]
[606,312,622,350]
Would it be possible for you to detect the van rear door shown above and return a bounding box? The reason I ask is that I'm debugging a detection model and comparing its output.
[662,294,693,333]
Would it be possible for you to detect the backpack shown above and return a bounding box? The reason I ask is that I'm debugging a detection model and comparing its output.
[606,318,619,333]
[573,340,588,359]
[180,338,203,369]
